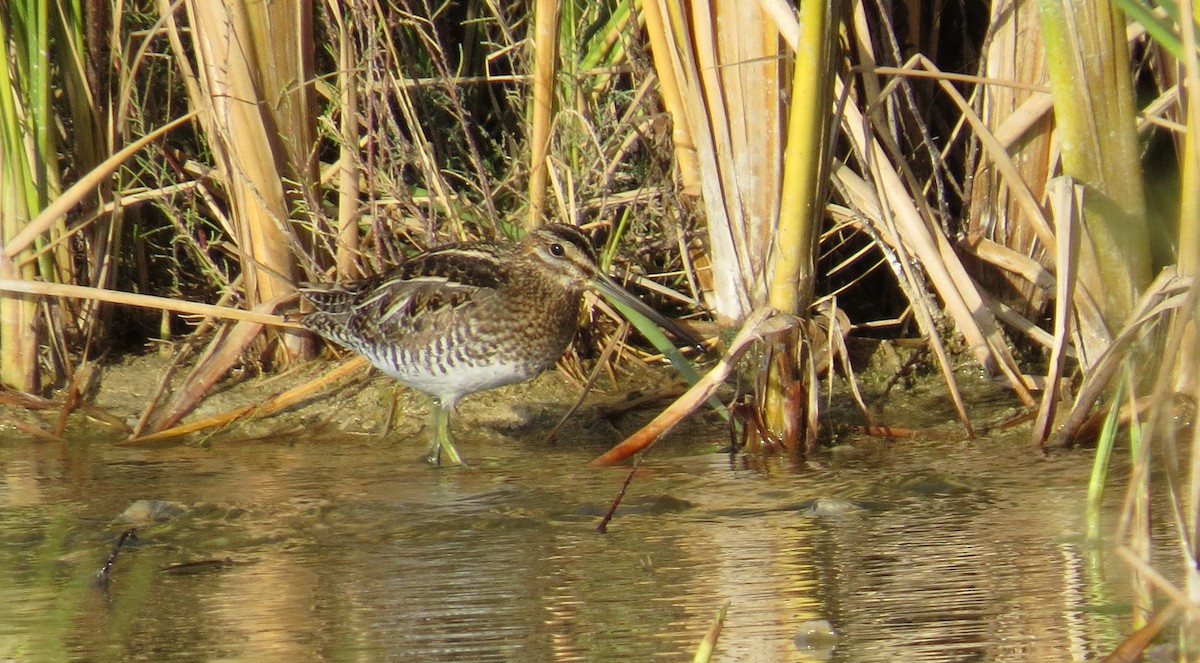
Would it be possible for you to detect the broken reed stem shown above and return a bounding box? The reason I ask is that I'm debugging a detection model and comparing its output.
[123,356,368,444]
[592,307,793,465]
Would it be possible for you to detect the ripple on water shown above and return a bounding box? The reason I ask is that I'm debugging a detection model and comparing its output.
[0,433,1150,661]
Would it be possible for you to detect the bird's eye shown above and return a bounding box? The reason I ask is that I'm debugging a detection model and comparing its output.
[549,243,565,256]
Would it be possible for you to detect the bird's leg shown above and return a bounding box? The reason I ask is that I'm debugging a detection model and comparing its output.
[424,400,465,466]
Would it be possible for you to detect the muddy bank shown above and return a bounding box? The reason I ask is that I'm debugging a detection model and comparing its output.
[1,348,730,457]
[0,334,1029,461]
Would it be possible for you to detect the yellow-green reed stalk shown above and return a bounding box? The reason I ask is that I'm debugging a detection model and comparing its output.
[762,0,837,448]
[1038,0,1151,340]
[528,0,561,227]
[1179,82,1200,386]
[1173,3,1200,590]
[0,2,54,392]
[1112,0,1200,390]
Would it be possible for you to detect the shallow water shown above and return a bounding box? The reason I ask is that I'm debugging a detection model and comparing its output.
[0,424,1145,662]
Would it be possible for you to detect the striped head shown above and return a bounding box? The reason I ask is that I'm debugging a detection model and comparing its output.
[519,224,602,288]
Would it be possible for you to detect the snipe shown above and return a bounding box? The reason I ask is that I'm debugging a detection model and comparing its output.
[301,224,695,466]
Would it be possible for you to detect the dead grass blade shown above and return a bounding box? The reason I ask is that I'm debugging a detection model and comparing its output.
[2,112,198,261]
[1051,269,1192,447]
[1034,179,1082,446]
[832,164,980,433]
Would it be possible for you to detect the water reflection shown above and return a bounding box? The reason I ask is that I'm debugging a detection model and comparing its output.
[0,431,1139,661]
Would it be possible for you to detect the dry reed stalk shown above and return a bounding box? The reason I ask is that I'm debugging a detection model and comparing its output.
[330,3,362,280]
[642,0,783,324]
[0,256,38,393]
[966,0,1055,322]
[962,237,1055,293]
[638,0,699,194]
[0,279,293,328]
[169,1,314,358]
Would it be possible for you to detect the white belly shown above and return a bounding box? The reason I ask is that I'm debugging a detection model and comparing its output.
[367,349,541,406]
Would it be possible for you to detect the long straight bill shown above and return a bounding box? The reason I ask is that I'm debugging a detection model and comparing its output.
[591,273,728,419]
[589,274,703,351]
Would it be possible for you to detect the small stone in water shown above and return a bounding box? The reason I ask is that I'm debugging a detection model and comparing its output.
[803,497,864,516]
[114,500,188,525]
[793,618,837,654]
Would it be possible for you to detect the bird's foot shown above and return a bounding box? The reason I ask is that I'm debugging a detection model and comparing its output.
[424,440,467,467]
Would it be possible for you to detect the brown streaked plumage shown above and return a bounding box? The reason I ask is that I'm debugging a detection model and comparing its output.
[301,223,694,466]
